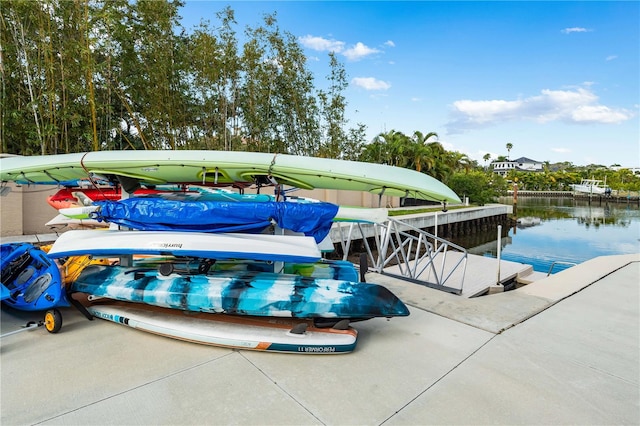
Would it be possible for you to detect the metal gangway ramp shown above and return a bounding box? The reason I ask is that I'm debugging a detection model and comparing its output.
[334,217,468,295]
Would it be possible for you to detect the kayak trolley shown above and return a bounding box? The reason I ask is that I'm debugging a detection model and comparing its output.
[0,308,62,339]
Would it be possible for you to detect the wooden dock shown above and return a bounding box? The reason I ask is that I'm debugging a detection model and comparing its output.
[383,251,536,298]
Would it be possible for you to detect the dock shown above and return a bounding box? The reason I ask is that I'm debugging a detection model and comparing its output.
[2,253,638,424]
[383,250,536,297]
[0,208,545,300]
[509,189,640,205]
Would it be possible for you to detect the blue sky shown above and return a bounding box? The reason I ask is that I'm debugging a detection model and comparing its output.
[179,1,639,168]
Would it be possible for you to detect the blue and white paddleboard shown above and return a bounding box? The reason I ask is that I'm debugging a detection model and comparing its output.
[70,265,410,320]
[86,301,358,354]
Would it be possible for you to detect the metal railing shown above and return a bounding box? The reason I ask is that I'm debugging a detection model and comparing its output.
[334,217,468,295]
[547,261,577,276]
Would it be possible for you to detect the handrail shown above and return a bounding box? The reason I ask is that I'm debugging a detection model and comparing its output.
[547,261,577,276]
[335,217,468,294]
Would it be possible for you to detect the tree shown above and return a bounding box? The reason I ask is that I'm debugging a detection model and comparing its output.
[483,153,491,169]
[366,130,409,167]
[240,12,320,155]
[190,7,240,150]
[316,52,367,159]
[506,142,513,160]
[448,171,502,205]
[410,130,438,172]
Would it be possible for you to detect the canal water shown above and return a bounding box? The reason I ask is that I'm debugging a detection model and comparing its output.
[454,197,640,274]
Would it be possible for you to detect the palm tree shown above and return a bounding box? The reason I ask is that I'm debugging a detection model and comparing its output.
[412,130,438,172]
[506,143,513,160]
[452,152,472,174]
[483,153,491,169]
[368,130,408,167]
[423,141,451,181]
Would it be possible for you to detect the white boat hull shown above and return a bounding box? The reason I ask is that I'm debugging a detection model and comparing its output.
[47,230,322,263]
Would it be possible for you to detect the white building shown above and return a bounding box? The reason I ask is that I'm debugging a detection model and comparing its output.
[611,166,640,175]
[492,157,543,176]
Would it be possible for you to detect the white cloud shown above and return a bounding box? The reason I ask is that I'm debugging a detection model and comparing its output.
[411,97,422,102]
[571,105,632,123]
[561,27,591,34]
[298,35,344,52]
[352,77,391,90]
[299,35,387,61]
[552,148,571,153]
[343,42,380,61]
[446,86,635,133]
[606,55,618,61]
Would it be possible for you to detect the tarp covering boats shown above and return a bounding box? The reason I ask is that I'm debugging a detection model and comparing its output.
[89,199,339,243]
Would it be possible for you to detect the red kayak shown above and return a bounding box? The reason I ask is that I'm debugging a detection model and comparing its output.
[47,187,193,209]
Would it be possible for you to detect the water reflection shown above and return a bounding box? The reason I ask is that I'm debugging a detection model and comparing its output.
[516,216,541,228]
[453,197,640,274]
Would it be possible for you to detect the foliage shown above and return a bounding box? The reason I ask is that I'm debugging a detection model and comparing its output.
[358,129,476,184]
[447,171,506,205]
[505,168,640,192]
[1,2,365,156]
[2,0,633,193]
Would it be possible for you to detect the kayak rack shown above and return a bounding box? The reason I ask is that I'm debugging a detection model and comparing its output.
[335,217,468,295]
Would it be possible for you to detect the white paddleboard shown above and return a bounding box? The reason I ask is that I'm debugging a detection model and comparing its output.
[87,302,358,354]
[47,230,322,263]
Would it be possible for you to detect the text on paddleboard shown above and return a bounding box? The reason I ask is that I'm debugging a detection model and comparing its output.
[149,242,183,249]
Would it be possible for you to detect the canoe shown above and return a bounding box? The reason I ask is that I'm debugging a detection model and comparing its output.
[0,150,461,203]
[70,265,410,321]
[60,198,388,225]
[46,186,274,210]
[133,257,360,282]
[47,230,323,264]
[45,214,106,229]
[56,199,386,243]
[0,243,68,311]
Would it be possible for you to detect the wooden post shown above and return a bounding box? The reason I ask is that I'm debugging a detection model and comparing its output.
[513,178,518,217]
[496,225,502,285]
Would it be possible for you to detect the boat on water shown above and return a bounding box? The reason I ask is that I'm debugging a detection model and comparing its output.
[570,178,611,195]
[516,216,541,228]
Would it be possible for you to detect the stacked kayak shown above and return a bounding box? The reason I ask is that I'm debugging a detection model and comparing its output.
[1,243,67,311]
[0,149,464,353]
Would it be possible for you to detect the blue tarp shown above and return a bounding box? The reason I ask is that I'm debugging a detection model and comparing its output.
[91,199,339,243]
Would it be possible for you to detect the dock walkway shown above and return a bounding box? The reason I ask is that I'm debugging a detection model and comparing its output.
[383,250,534,297]
[2,254,637,424]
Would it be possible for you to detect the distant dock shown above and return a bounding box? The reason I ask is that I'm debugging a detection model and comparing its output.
[508,190,640,205]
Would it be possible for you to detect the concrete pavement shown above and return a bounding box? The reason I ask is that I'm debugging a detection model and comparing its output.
[1,254,638,425]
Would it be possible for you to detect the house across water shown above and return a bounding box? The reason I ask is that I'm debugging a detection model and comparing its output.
[491,157,543,177]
